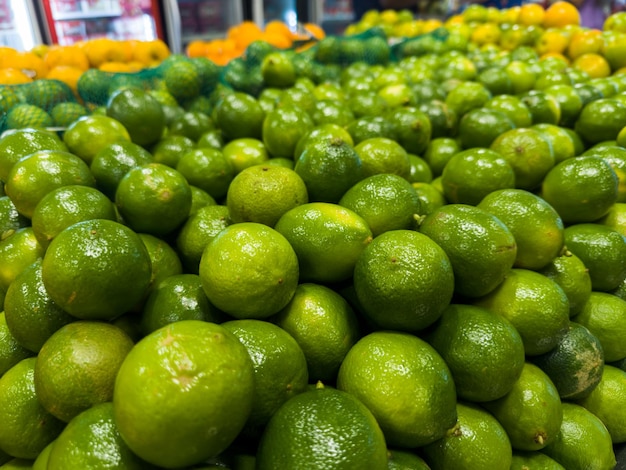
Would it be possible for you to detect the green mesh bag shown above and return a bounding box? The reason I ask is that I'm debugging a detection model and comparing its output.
[390,27,450,60]
[76,56,221,109]
[312,27,391,66]
[0,55,223,134]
[219,28,389,96]
[0,79,79,133]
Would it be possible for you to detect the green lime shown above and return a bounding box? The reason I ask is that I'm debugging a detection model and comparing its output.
[116,163,192,236]
[256,384,387,470]
[91,140,153,199]
[422,402,512,470]
[226,164,308,227]
[41,219,152,320]
[353,229,454,332]
[339,173,422,237]
[271,283,360,383]
[34,321,133,423]
[337,331,457,448]
[441,148,516,205]
[199,223,299,319]
[106,87,165,147]
[0,358,64,460]
[426,304,525,403]
[419,204,517,298]
[274,202,373,283]
[140,273,224,336]
[221,319,308,433]
[113,321,254,468]
[482,362,563,451]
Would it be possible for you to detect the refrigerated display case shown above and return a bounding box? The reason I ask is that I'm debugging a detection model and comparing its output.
[0,0,43,51]
[174,0,243,47]
[308,0,354,36]
[38,0,165,46]
[251,0,298,27]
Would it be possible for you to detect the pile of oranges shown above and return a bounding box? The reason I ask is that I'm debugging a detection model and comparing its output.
[186,20,325,66]
[0,39,170,93]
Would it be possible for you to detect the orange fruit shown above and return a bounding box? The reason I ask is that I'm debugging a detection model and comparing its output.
[5,52,48,80]
[0,68,32,85]
[535,29,571,56]
[543,1,581,28]
[572,53,611,78]
[186,40,207,58]
[84,38,127,68]
[131,39,170,67]
[43,45,89,71]
[45,66,83,95]
[567,30,604,60]
[304,22,325,39]
[98,61,133,73]
[518,3,546,26]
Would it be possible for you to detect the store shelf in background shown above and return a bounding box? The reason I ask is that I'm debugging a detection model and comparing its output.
[0,0,42,51]
[49,0,121,20]
[39,0,164,45]
[179,0,243,49]
[307,0,354,37]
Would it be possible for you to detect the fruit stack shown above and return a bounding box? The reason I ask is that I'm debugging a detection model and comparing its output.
[0,3,625,469]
